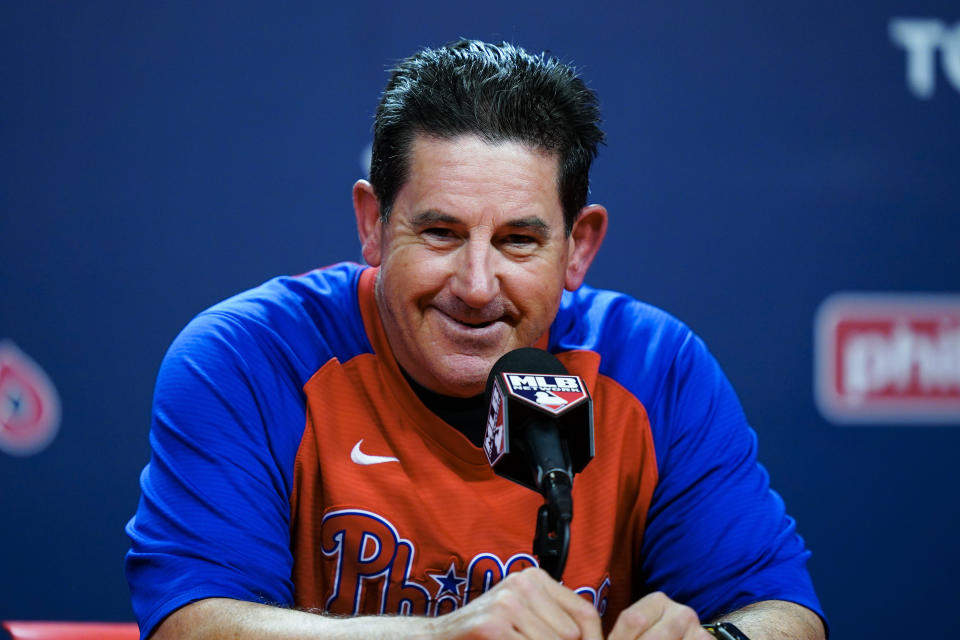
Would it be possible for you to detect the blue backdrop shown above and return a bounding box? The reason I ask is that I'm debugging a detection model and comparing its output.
[2,3,958,638]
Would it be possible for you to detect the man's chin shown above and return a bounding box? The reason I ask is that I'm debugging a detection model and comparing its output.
[426,353,499,398]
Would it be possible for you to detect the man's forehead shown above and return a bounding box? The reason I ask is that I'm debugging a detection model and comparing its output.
[410,132,560,162]
[396,134,563,216]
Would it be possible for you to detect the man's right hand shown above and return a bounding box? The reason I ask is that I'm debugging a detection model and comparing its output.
[429,567,603,639]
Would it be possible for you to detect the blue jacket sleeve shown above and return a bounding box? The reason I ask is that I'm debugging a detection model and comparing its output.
[124,310,304,638]
[640,330,823,622]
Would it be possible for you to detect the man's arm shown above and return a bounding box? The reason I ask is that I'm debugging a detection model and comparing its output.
[152,598,442,640]
[151,567,604,640]
[606,593,825,640]
[711,599,825,640]
[630,327,825,623]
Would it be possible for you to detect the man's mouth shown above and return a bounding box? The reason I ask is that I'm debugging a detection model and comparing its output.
[432,307,510,332]
[460,319,496,329]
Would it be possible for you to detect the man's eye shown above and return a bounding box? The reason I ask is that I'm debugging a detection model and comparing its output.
[504,234,537,246]
[424,228,456,239]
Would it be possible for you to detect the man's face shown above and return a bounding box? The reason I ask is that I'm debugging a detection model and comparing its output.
[359,134,584,397]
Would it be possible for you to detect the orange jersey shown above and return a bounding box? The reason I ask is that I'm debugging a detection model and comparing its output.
[290,267,656,622]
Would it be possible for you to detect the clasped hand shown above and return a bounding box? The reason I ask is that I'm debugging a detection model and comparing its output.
[429,567,715,640]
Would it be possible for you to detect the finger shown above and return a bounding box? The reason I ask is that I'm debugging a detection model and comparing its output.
[508,602,570,640]
[607,591,667,640]
[683,625,716,640]
[490,568,600,640]
[608,591,709,640]
[636,598,702,640]
[530,571,603,640]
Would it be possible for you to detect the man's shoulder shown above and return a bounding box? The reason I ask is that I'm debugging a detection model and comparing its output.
[551,282,712,416]
[168,262,372,378]
[204,261,366,327]
[553,283,693,362]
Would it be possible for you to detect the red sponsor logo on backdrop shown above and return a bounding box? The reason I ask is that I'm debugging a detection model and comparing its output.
[0,341,62,455]
[814,294,960,424]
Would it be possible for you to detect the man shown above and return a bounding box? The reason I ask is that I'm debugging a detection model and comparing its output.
[126,40,826,639]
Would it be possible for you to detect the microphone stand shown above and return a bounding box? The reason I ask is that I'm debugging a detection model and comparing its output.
[533,470,573,581]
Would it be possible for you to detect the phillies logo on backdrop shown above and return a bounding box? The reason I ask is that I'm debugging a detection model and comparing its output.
[0,341,62,455]
[814,293,960,424]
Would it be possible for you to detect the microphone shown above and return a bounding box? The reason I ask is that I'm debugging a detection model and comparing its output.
[483,348,594,579]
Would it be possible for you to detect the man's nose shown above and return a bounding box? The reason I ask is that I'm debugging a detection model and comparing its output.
[450,239,500,308]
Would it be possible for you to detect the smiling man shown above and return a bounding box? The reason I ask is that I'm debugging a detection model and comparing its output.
[126,41,826,640]
[356,135,605,398]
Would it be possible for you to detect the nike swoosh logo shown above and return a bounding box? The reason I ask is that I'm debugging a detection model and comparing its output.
[350,439,400,465]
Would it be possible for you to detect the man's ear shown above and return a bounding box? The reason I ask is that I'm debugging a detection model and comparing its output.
[353,179,383,266]
[564,204,608,291]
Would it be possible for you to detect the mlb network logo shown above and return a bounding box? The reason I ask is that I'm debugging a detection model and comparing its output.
[503,374,588,415]
[814,293,960,424]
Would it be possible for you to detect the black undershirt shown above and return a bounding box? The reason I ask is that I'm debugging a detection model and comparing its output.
[401,369,488,447]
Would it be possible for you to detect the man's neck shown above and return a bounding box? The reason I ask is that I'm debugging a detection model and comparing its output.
[400,368,487,447]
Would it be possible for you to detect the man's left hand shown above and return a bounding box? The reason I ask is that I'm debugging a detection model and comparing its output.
[607,591,714,640]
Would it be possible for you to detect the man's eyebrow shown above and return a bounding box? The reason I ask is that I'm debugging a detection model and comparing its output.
[506,216,549,234]
[411,210,460,227]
